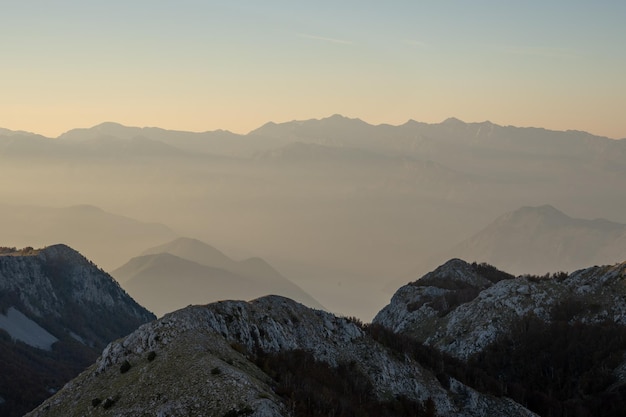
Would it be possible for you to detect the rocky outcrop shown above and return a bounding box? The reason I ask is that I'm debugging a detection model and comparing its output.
[27,296,537,417]
[0,245,155,417]
[375,259,626,360]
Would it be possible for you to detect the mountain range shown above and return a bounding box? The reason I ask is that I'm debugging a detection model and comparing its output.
[2,115,626,319]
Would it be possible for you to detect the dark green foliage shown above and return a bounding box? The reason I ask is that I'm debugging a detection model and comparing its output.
[0,336,98,417]
[406,288,481,316]
[91,398,102,407]
[469,315,626,417]
[368,300,626,417]
[147,350,157,361]
[525,271,570,283]
[102,397,117,409]
[470,262,516,283]
[407,262,514,315]
[253,348,433,417]
[223,407,253,417]
[120,360,131,374]
[344,315,365,329]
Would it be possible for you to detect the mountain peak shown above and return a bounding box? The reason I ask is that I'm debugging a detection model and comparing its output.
[441,117,466,126]
[444,204,626,276]
[499,204,571,227]
[92,121,128,130]
[38,244,90,265]
[414,258,496,290]
[518,204,565,216]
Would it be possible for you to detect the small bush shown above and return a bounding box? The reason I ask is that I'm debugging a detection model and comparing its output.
[91,398,102,407]
[147,351,157,362]
[120,360,131,374]
[102,397,116,409]
[211,367,222,375]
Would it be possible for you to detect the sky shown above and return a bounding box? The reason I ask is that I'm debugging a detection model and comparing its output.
[1,1,625,138]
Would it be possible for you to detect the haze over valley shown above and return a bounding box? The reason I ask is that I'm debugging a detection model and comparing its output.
[4,2,626,416]
[2,116,626,320]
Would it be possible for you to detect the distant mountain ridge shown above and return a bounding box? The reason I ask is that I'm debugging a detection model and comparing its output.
[113,237,324,316]
[438,205,626,275]
[3,115,626,318]
[0,244,155,417]
[0,204,177,270]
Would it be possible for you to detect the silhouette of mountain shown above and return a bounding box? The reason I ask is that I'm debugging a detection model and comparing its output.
[113,237,324,315]
[0,204,177,270]
[439,205,626,275]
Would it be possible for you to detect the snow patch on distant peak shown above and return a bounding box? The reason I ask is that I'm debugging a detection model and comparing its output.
[0,307,58,350]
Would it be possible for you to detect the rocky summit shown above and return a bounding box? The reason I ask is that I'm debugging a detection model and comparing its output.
[27,295,536,417]
[375,259,626,359]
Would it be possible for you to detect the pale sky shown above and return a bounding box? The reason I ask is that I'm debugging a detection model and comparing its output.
[1,1,625,138]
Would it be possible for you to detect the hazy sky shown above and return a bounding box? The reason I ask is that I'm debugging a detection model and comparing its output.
[2,1,625,138]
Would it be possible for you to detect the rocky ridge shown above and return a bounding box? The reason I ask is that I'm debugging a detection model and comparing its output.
[374,259,626,359]
[27,296,536,417]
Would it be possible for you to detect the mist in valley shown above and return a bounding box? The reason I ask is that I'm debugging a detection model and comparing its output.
[2,116,626,320]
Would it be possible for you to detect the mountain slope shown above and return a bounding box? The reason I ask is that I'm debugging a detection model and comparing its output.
[0,204,178,270]
[114,253,263,316]
[27,296,536,417]
[114,237,324,315]
[375,259,626,416]
[0,245,155,417]
[439,205,626,275]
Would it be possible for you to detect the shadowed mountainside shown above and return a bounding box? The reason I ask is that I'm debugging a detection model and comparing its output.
[0,245,155,417]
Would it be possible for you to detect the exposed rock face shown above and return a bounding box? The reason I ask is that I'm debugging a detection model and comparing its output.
[0,245,155,417]
[0,244,155,348]
[27,296,537,417]
[374,259,626,359]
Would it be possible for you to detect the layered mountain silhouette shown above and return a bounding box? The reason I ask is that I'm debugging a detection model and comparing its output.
[437,205,626,275]
[113,238,324,316]
[0,204,177,271]
[0,244,154,417]
[3,115,626,319]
